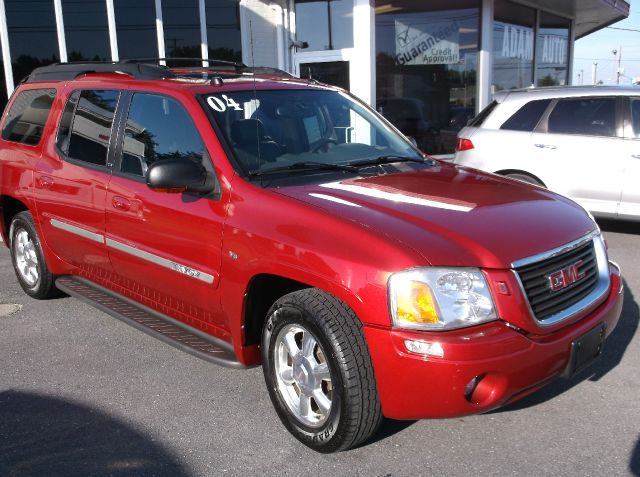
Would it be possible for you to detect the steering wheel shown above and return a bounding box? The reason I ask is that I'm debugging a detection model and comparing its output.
[311,137,338,153]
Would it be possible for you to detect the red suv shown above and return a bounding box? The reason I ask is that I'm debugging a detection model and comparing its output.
[0,61,623,452]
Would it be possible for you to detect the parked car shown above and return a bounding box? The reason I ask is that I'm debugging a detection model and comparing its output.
[0,63,623,452]
[453,86,640,220]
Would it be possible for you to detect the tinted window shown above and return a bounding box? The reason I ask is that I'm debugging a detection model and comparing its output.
[630,98,640,137]
[501,99,551,131]
[67,90,120,166]
[206,0,242,61]
[115,0,158,59]
[56,91,80,154]
[469,101,497,128]
[121,93,204,176]
[2,88,56,145]
[548,97,616,137]
[61,0,110,60]
[162,0,200,60]
[5,0,58,100]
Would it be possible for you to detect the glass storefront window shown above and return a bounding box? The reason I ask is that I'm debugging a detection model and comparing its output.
[62,0,110,61]
[536,12,570,86]
[5,0,59,91]
[163,0,201,60]
[206,0,242,62]
[115,0,159,59]
[375,0,480,155]
[492,0,535,91]
[295,0,353,51]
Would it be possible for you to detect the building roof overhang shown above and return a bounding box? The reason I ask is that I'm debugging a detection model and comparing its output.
[573,0,629,38]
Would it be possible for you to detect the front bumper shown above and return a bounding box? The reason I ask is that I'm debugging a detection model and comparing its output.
[364,263,623,420]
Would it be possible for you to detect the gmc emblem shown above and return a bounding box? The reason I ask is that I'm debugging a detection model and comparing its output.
[548,260,586,292]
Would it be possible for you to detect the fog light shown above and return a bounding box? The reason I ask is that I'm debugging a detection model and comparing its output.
[464,372,508,407]
[404,339,444,358]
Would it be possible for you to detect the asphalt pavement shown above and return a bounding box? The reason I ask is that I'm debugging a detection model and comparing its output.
[1,219,639,476]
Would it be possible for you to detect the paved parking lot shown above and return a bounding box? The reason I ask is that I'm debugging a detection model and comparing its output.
[1,219,639,476]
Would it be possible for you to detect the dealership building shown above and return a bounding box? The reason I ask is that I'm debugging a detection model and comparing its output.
[0,0,629,153]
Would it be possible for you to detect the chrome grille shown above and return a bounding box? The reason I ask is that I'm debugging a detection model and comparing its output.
[515,239,599,322]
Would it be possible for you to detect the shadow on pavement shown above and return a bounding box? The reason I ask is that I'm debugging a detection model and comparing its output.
[497,279,638,412]
[632,435,640,476]
[366,418,416,447]
[597,218,640,235]
[0,390,191,477]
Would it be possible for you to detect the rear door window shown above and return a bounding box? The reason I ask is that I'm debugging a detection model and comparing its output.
[119,93,205,177]
[2,88,56,145]
[501,99,551,131]
[57,90,120,166]
[547,97,616,137]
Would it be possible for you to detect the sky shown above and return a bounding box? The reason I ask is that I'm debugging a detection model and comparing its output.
[573,7,640,85]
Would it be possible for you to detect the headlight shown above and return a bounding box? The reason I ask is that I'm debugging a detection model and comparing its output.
[388,267,497,331]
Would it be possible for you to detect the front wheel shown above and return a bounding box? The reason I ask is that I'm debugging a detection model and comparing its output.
[262,289,382,452]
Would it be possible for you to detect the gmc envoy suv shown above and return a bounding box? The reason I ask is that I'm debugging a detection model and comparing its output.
[0,61,623,452]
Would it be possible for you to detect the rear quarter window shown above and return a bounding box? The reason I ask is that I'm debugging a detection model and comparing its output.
[500,99,551,131]
[468,100,497,127]
[2,88,56,145]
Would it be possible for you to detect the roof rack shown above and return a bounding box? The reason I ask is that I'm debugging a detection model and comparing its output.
[24,59,296,85]
[26,61,175,83]
[121,57,247,69]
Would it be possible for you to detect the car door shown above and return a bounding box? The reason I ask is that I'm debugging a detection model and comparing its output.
[33,87,121,273]
[620,96,640,218]
[530,96,624,216]
[105,90,228,334]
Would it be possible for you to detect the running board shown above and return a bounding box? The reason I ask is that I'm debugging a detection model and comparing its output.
[55,276,246,369]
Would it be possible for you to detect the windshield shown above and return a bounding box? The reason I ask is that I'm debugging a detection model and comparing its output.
[200,89,423,175]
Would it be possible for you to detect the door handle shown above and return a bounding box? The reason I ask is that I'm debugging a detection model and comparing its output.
[36,175,54,189]
[112,196,131,211]
[534,144,557,150]
[632,155,640,159]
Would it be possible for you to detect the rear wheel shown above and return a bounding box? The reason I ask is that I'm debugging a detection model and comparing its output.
[9,211,58,299]
[504,172,544,187]
[262,289,382,452]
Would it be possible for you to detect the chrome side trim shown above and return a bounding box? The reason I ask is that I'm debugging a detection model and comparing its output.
[50,219,104,244]
[512,234,611,327]
[511,229,600,269]
[105,238,214,285]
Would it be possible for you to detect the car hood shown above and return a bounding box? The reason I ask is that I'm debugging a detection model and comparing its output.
[273,162,597,269]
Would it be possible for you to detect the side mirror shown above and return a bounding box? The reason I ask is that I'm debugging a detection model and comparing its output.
[146,159,216,195]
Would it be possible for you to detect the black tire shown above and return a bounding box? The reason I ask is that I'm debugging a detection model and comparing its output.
[9,211,59,299]
[504,172,544,187]
[262,288,382,452]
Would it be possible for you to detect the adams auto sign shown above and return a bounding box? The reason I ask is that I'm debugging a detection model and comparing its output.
[395,19,460,66]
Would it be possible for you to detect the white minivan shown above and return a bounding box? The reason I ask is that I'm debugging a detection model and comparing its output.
[453,86,640,220]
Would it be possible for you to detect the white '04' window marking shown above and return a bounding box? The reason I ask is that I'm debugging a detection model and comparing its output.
[207,95,243,112]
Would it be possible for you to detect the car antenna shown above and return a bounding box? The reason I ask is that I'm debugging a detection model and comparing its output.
[249,20,262,183]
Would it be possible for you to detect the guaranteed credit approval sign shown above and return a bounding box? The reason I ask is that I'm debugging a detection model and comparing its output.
[395,19,459,66]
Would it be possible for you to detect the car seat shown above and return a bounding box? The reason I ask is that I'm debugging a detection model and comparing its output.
[230,119,281,167]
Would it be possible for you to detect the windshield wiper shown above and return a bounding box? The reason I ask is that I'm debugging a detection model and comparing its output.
[346,155,427,168]
[248,161,358,177]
